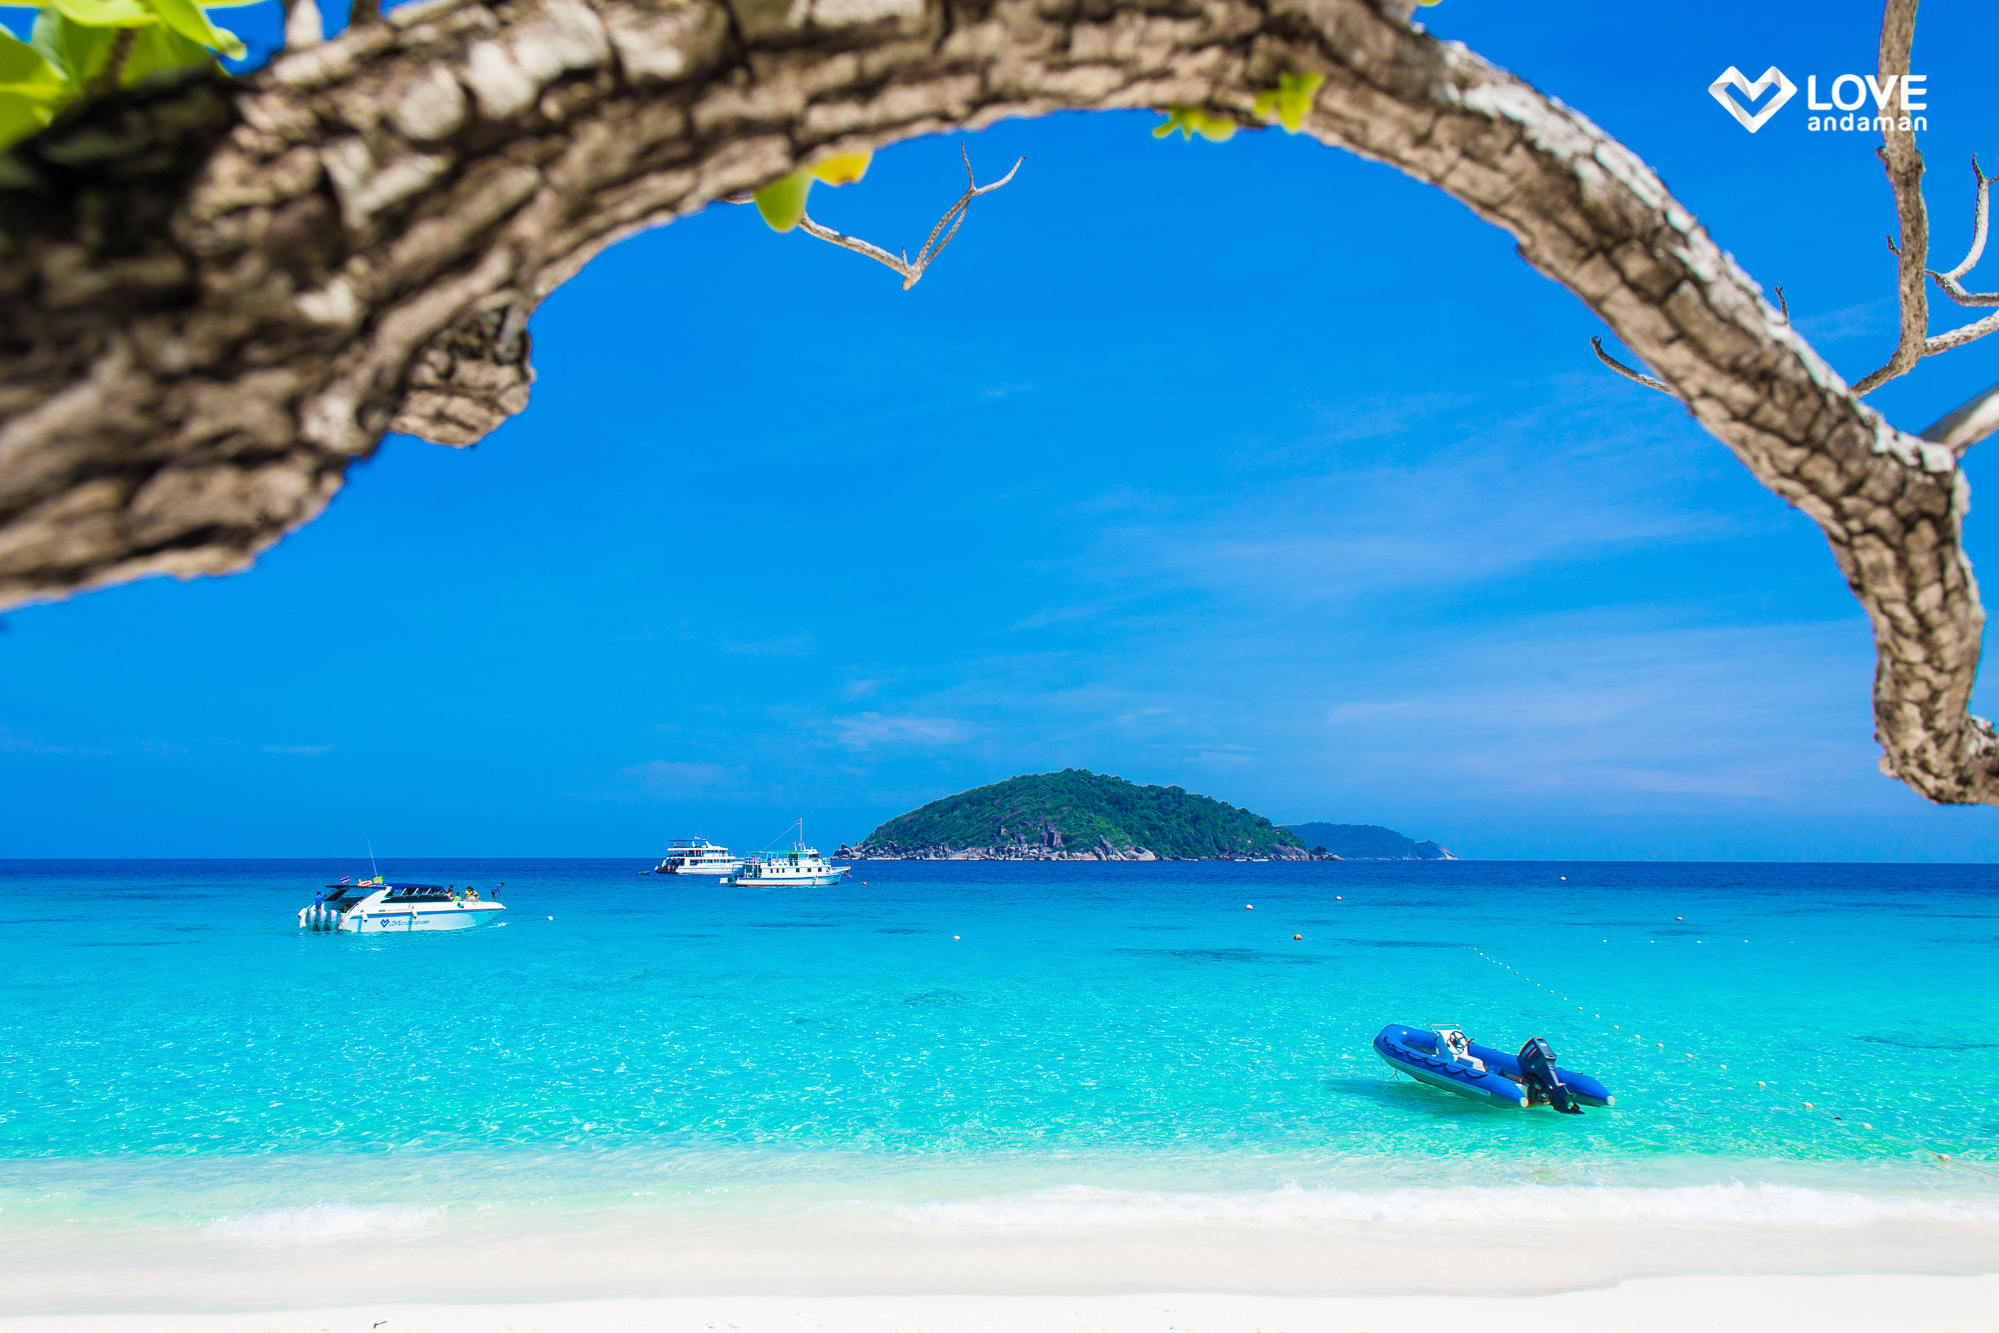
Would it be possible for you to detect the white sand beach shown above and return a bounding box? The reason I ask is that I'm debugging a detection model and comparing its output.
[2,1277,1995,1333]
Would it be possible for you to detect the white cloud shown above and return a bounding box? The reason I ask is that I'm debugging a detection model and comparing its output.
[833,713,979,748]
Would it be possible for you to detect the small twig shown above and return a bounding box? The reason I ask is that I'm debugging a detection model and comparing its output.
[754,147,1023,291]
[1937,155,1993,281]
[1590,337,1670,394]
[1775,286,1788,323]
[90,29,137,94]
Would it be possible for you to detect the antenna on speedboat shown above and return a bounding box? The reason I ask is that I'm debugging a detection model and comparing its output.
[367,837,380,881]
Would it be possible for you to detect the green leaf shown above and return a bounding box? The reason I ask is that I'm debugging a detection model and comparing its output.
[0,23,69,94]
[1252,72,1323,134]
[1152,106,1235,142]
[753,170,812,232]
[43,0,158,28]
[0,88,57,149]
[138,0,246,59]
[0,26,70,151]
[807,150,870,186]
[32,10,113,90]
[120,21,212,84]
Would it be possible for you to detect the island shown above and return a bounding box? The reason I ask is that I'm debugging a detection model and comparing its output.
[1284,822,1457,860]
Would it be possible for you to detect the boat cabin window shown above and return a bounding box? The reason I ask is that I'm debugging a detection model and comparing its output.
[384,884,452,902]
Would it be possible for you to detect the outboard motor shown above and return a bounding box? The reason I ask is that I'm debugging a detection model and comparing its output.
[1517,1038,1586,1115]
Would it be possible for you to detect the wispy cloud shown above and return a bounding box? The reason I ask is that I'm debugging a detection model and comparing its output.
[723,634,816,657]
[1793,298,1892,346]
[833,713,979,748]
[263,744,333,756]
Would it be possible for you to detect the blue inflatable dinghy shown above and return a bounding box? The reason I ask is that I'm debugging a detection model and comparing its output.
[1374,1024,1613,1113]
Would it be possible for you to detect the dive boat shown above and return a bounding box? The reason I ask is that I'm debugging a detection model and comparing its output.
[649,839,742,876]
[298,879,506,933]
[1373,1023,1612,1113]
[723,833,848,886]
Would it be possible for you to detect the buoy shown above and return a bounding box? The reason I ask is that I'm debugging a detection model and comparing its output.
[1676,916,1683,921]
[1757,1080,1767,1087]
[547,915,553,920]
[1335,895,1342,900]
[1803,1102,1813,1110]
[1245,904,1254,910]
[1293,934,1302,940]
[1861,1122,1874,1130]
[1560,876,1566,881]
[953,935,960,940]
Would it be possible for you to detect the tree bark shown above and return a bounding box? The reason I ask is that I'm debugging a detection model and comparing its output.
[2,0,1994,802]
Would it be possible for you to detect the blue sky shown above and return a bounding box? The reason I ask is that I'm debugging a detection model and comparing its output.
[6,0,1999,859]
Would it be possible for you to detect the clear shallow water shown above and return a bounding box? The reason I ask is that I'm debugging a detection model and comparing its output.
[2,859,1996,1309]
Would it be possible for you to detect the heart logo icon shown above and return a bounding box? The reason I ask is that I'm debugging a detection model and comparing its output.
[1709,66,1797,133]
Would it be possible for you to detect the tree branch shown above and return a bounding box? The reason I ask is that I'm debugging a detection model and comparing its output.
[4,0,1997,806]
[1930,155,1999,306]
[789,149,1021,291]
[283,0,325,50]
[1921,382,1999,453]
[1589,337,1669,394]
[1852,0,1929,396]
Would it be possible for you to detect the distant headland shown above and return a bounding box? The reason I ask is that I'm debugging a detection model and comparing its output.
[834,770,1454,861]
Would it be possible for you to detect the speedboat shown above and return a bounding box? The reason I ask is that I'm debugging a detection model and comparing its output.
[649,839,742,876]
[1373,1023,1612,1112]
[723,844,849,887]
[298,879,506,933]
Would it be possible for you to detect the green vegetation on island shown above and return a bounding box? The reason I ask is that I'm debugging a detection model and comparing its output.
[847,769,1308,861]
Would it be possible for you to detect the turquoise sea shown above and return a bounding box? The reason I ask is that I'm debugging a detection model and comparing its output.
[2,859,1996,1312]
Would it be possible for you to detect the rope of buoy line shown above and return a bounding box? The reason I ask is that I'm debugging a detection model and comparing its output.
[1468,944,1999,1184]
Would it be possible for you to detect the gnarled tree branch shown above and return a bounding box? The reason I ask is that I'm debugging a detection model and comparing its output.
[3,0,1997,805]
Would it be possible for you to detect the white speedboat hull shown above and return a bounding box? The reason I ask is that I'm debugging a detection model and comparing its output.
[299,887,506,933]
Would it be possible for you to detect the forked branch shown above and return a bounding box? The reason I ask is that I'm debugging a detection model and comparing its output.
[796,149,1022,291]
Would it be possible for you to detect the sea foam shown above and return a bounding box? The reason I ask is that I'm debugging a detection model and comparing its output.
[896,1181,1999,1229]
[201,1203,439,1238]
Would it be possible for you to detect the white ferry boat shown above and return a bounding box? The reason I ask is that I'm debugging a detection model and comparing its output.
[650,839,742,876]
[723,830,849,887]
[298,879,506,933]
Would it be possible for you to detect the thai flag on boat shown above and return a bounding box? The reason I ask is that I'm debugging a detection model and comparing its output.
[338,876,352,885]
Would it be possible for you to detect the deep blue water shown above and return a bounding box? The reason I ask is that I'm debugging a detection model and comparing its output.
[2,858,1996,1308]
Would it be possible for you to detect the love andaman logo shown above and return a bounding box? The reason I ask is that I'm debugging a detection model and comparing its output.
[1708,66,1929,134]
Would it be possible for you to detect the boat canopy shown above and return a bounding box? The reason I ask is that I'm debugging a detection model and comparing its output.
[324,881,446,891]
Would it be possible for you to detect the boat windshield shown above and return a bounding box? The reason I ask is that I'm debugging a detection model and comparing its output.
[383,883,453,901]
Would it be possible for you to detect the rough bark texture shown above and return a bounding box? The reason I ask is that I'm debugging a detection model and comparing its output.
[2,0,1993,802]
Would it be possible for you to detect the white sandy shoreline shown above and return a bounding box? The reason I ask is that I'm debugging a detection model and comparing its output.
[4,1277,1996,1333]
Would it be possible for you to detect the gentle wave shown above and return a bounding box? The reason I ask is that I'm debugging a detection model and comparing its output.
[896,1181,1999,1228]
[201,1203,439,1238]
